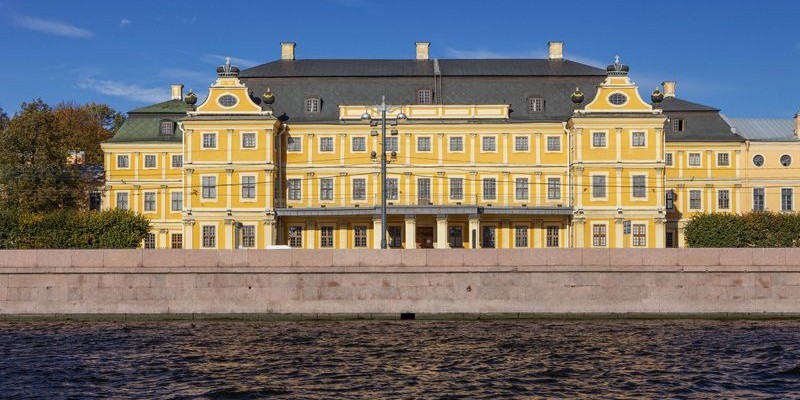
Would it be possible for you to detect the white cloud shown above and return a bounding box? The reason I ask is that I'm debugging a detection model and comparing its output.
[120,19,131,28]
[77,78,168,103]
[15,15,92,39]
[158,68,209,81]
[202,53,258,69]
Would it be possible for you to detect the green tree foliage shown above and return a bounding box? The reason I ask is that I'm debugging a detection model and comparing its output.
[0,209,150,249]
[54,102,119,165]
[685,212,800,247]
[0,107,8,131]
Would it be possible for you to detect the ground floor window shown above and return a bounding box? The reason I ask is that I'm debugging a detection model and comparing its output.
[449,226,463,248]
[143,233,156,249]
[514,225,528,248]
[632,224,647,247]
[320,226,334,248]
[171,233,183,249]
[665,231,674,248]
[353,225,368,248]
[481,226,496,248]
[288,226,303,248]
[241,225,256,248]
[388,226,402,248]
[592,224,607,247]
[546,226,559,247]
[202,225,216,248]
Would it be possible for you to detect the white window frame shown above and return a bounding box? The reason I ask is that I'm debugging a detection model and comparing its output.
[143,191,157,213]
[689,189,702,210]
[482,177,497,201]
[664,152,673,167]
[591,173,608,200]
[546,176,561,201]
[480,135,497,153]
[782,187,794,212]
[116,191,130,210]
[171,191,183,212]
[631,174,648,200]
[592,223,608,247]
[351,136,367,153]
[591,131,607,148]
[545,135,561,152]
[241,132,257,150]
[320,177,335,202]
[449,136,465,153]
[384,136,399,153]
[449,177,464,201]
[717,189,730,211]
[200,175,218,201]
[514,177,529,201]
[201,224,217,249]
[716,152,730,167]
[171,154,183,168]
[240,174,257,202]
[631,131,646,147]
[514,225,529,248]
[631,222,647,247]
[286,136,303,153]
[417,136,432,153]
[352,178,367,202]
[287,178,302,202]
[143,154,157,169]
[241,224,257,249]
[319,136,335,153]
[688,152,702,167]
[513,135,530,153]
[116,154,130,169]
[201,132,217,149]
[386,177,398,201]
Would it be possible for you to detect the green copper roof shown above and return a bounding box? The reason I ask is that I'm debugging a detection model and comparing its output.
[106,99,189,143]
[129,99,191,114]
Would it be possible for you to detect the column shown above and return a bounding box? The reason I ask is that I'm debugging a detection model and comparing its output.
[404,172,412,205]
[227,129,233,164]
[615,127,622,162]
[655,128,663,163]
[437,133,444,165]
[615,218,624,248]
[575,168,583,209]
[264,128,272,164]
[575,128,583,161]
[161,152,167,180]
[677,150,684,179]
[134,152,139,180]
[404,215,416,249]
[534,172,542,206]
[655,219,665,248]
[133,185,140,212]
[468,214,480,249]
[183,220,195,249]
[435,214,448,249]
[226,169,233,211]
[339,134,346,165]
[224,219,235,249]
[706,150,712,179]
[306,221,316,249]
[500,219,511,249]
[534,133,542,165]
[372,217,382,249]
[264,219,276,247]
[502,172,510,206]
[404,133,412,165]
[307,172,314,207]
[185,130,193,164]
[615,167,623,209]
[533,219,543,248]
[307,134,314,165]
[677,221,686,248]
[573,219,585,248]
[469,133,476,165]
[501,133,509,164]
[160,185,167,221]
[337,220,348,249]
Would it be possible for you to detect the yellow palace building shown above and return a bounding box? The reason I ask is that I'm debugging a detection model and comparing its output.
[101,41,800,249]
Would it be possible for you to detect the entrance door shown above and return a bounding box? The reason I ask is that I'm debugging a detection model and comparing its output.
[417,226,434,248]
[482,226,496,248]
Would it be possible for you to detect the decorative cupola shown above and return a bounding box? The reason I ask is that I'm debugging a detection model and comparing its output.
[651,87,664,104]
[184,89,198,108]
[605,55,629,76]
[571,87,584,104]
[216,57,240,77]
[577,56,656,114]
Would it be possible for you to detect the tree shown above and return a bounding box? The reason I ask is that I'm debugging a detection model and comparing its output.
[0,99,86,212]
[54,102,112,165]
[81,102,125,134]
[0,107,8,131]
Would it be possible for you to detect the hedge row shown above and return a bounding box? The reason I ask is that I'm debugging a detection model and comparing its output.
[0,209,150,249]
[685,212,800,248]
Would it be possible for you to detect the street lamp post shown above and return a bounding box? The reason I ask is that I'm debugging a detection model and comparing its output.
[362,96,406,249]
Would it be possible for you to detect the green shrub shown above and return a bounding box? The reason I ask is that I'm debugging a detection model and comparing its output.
[685,211,800,247]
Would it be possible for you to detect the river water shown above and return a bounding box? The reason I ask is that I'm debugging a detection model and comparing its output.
[1,319,800,399]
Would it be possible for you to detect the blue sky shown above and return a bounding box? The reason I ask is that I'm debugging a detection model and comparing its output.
[1,0,799,118]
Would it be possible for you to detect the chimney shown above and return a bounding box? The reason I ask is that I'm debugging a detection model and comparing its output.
[548,41,563,60]
[415,42,430,60]
[663,81,676,98]
[281,42,296,61]
[170,84,183,100]
[794,112,800,138]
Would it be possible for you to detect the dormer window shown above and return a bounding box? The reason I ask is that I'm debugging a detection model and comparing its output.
[305,97,320,113]
[159,120,174,136]
[417,89,432,105]
[672,119,686,132]
[528,97,544,113]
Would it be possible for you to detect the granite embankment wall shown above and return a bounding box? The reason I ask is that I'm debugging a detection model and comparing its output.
[1,248,800,316]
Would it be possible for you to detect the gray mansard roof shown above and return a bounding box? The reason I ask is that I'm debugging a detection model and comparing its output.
[240,58,607,123]
[657,97,742,142]
[728,118,798,142]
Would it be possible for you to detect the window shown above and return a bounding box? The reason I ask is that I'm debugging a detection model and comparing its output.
[781,154,792,167]
[305,97,320,113]
[631,132,646,147]
[592,132,606,147]
[241,176,256,199]
[546,136,561,152]
[288,179,302,201]
[320,178,334,201]
[482,226,496,248]
[144,192,156,212]
[482,136,496,152]
[218,95,237,107]
[144,155,156,168]
[449,226,464,248]
[353,226,367,248]
[417,137,431,152]
[592,175,606,198]
[514,136,529,151]
[171,155,183,168]
[665,153,673,166]
[116,192,129,210]
[144,233,156,249]
[417,89,432,105]
[717,153,730,166]
[388,226,402,248]
[753,154,765,167]
[202,225,216,248]
[117,155,129,168]
[351,137,366,152]
[171,233,183,249]
[449,137,463,152]
[515,178,528,200]
[384,137,398,152]
[688,152,701,166]
[528,97,544,113]
[320,226,334,248]
[632,175,646,198]
[319,137,334,152]
[782,188,793,211]
[547,178,561,200]
[287,137,302,152]
[241,225,255,248]
[666,190,675,210]
[201,176,216,199]
[546,226,559,247]
[632,224,647,247]
[514,226,528,248]
[386,178,398,201]
[352,179,366,201]
[288,226,303,248]
[242,132,256,149]
[718,190,730,210]
[450,178,463,200]
[202,133,217,149]
[753,188,765,211]
[623,221,632,234]
[672,119,686,132]
[418,178,431,204]
[609,93,628,105]
[171,191,183,212]
[592,224,607,247]
[160,120,174,136]
[666,232,675,248]
[689,190,702,210]
[483,178,497,200]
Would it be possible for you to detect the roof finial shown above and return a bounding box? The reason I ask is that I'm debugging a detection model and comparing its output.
[614,55,620,65]
[225,57,231,71]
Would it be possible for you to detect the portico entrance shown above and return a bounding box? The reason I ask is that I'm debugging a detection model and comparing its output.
[416,226,434,248]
